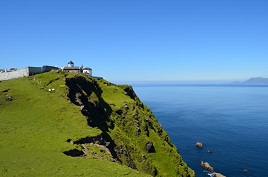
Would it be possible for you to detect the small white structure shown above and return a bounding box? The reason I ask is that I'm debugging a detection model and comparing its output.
[83,67,92,76]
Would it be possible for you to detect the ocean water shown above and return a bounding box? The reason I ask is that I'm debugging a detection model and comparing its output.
[133,84,268,177]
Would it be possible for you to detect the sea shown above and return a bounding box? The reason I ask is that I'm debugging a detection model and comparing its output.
[132,84,268,177]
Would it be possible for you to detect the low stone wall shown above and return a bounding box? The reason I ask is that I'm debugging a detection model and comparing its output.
[0,68,29,81]
[0,66,59,81]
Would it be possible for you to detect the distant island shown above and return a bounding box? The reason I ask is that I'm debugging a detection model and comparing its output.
[233,77,268,85]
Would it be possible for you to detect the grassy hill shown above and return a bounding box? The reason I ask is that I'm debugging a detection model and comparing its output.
[0,71,194,177]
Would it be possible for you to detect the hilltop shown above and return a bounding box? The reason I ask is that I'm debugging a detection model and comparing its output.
[233,77,268,85]
[0,70,194,177]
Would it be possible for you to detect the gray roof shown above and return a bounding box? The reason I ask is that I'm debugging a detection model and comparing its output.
[63,66,81,70]
[68,61,74,64]
[83,67,92,70]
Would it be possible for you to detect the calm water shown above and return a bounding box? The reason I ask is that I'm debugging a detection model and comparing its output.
[133,84,268,177]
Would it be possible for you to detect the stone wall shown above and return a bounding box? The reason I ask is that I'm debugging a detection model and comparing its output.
[0,68,29,81]
[0,66,58,81]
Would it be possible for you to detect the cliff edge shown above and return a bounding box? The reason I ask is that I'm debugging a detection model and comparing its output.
[0,70,194,177]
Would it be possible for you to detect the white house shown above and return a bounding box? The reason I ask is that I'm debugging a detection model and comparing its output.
[62,61,83,73]
[83,67,92,76]
[62,61,92,76]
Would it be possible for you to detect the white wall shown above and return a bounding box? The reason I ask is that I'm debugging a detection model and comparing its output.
[0,68,29,81]
[83,69,92,76]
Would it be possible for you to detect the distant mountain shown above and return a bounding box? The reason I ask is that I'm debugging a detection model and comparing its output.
[234,77,268,85]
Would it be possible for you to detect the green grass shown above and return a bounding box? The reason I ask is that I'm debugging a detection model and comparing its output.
[0,71,149,177]
[0,71,194,177]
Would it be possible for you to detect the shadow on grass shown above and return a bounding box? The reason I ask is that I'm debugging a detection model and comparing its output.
[65,76,119,161]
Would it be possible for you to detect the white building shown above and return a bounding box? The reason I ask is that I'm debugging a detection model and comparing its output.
[83,67,92,76]
[62,61,92,76]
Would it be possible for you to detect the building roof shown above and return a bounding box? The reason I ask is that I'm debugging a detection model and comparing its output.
[62,66,81,70]
[83,67,92,70]
[68,61,74,64]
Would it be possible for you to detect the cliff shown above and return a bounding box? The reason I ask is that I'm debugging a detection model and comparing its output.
[0,70,194,177]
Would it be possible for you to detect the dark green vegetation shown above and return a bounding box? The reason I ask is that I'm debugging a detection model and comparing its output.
[0,71,194,177]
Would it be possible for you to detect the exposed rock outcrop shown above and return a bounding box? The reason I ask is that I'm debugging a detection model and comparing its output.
[145,141,155,153]
[64,76,195,177]
[201,161,226,177]
[196,141,203,148]
[214,173,226,177]
[201,161,214,172]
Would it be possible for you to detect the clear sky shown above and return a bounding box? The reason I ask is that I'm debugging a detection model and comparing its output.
[1,0,268,83]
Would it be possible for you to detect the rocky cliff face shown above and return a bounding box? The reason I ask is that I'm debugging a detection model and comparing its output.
[64,75,194,177]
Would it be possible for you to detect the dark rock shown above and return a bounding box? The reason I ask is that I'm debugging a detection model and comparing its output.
[2,89,9,93]
[164,135,173,147]
[143,125,149,136]
[123,86,137,100]
[157,127,163,135]
[135,127,141,136]
[145,141,155,153]
[145,119,153,129]
[115,109,123,115]
[63,149,84,157]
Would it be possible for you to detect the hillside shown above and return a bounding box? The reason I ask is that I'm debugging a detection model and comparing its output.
[0,70,194,177]
[233,77,268,85]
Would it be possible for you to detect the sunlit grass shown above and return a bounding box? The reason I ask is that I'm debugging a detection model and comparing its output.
[0,71,194,177]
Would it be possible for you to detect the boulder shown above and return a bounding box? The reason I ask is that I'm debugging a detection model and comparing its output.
[115,109,123,115]
[214,173,226,177]
[196,141,203,148]
[201,161,214,172]
[145,141,155,153]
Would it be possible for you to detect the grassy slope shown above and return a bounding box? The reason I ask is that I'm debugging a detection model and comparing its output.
[0,71,194,177]
[0,71,148,177]
[98,81,194,177]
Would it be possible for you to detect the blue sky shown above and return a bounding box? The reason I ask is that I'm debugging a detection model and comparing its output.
[1,0,268,83]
